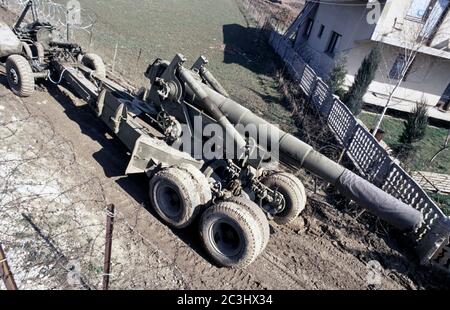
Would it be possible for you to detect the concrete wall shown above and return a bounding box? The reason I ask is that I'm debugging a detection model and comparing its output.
[293,1,376,75]
[372,0,415,42]
[374,0,450,52]
[293,0,450,109]
[344,41,450,107]
[431,7,450,49]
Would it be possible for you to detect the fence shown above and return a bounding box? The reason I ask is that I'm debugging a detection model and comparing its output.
[269,31,450,272]
[0,1,192,290]
[1,0,97,41]
[0,90,189,290]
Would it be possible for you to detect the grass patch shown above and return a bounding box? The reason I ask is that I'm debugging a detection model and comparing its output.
[63,0,294,130]
[427,192,450,216]
[359,112,450,175]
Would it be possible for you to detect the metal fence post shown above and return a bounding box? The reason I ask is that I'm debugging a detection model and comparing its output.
[0,244,18,290]
[103,204,115,290]
[112,43,119,73]
[308,75,319,102]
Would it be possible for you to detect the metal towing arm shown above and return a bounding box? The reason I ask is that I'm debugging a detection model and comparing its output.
[52,60,203,172]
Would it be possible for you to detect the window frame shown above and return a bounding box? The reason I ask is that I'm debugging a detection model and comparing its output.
[303,18,314,38]
[325,31,342,57]
[406,0,435,22]
[389,54,414,81]
[318,24,325,38]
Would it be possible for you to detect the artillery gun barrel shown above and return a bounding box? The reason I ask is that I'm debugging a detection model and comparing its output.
[199,67,230,98]
[178,66,247,157]
[183,77,423,232]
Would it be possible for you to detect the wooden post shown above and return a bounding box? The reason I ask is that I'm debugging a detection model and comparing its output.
[0,244,18,290]
[66,23,71,42]
[66,8,72,42]
[136,48,142,68]
[88,26,95,52]
[337,148,346,164]
[103,204,115,290]
[112,43,119,73]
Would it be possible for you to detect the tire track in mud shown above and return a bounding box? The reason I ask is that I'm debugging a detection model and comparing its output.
[266,215,412,290]
[268,226,358,290]
[2,82,268,290]
[103,181,267,290]
[0,85,408,290]
[105,176,356,290]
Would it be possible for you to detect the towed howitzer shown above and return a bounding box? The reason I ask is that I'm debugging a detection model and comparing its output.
[0,0,104,98]
[146,54,423,234]
[1,14,424,269]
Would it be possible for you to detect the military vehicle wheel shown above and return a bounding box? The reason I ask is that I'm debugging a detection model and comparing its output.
[6,55,35,97]
[262,172,307,225]
[149,165,211,229]
[226,196,270,253]
[200,201,263,268]
[82,53,106,79]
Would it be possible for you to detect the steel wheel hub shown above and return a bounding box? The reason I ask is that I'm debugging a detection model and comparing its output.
[9,68,19,85]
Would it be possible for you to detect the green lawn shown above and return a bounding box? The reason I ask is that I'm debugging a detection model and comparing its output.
[428,192,450,216]
[359,112,450,175]
[59,0,293,130]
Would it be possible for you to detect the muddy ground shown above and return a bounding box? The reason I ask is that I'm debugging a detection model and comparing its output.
[0,4,449,290]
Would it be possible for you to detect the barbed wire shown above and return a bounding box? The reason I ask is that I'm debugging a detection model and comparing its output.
[0,81,187,289]
[1,0,97,37]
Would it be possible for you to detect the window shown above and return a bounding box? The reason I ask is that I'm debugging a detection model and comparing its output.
[389,55,413,80]
[318,24,325,38]
[325,31,341,56]
[421,0,450,39]
[438,83,450,110]
[407,0,432,21]
[303,18,314,38]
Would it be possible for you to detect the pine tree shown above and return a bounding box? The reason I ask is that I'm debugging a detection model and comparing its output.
[327,56,347,99]
[397,98,429,160]
[399,99,429,144]
[343,46,380,115]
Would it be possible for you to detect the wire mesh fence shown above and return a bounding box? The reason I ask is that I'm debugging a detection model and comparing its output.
[0,84,189,289]
[1,0,96,41]
[0,0,283,290]
[3,0,298,86]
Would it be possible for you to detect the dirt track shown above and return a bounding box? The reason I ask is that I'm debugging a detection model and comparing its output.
[2,74,449,290]
[0,5,449,290]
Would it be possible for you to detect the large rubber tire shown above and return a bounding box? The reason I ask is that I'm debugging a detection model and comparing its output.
[82,53,106,79]
[6,55,35,97]
[149,165,211,229]
[200,201,263,268]
[262,172,307,225]
[226,196,270,254]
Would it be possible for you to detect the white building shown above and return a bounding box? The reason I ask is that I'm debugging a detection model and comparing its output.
[289,0,450,118]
